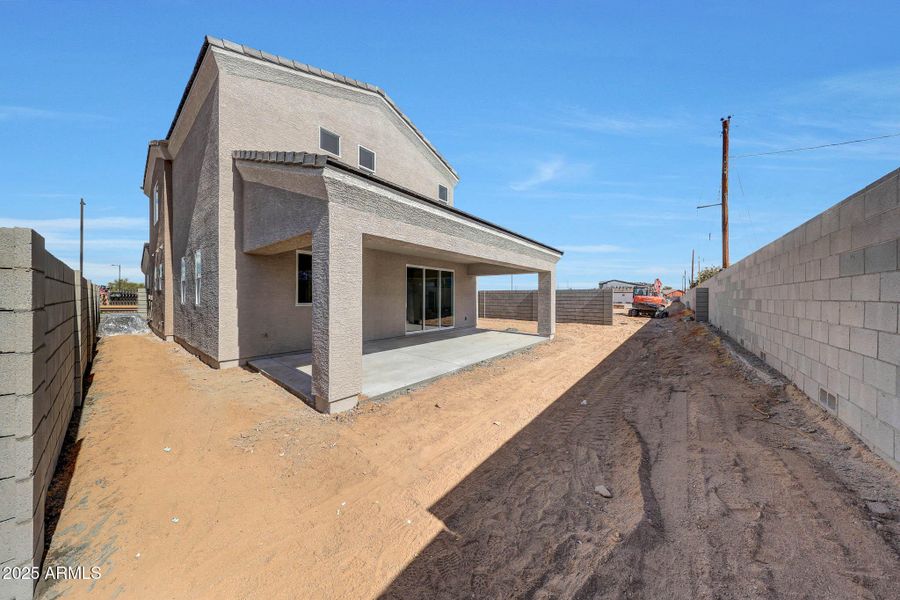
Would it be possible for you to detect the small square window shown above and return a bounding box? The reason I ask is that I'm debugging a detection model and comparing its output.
[319,127,341,156]
[297,251,312,305]
[358,145,376,172]
[438,185,448,202]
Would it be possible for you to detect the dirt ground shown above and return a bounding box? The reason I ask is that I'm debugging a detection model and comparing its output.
[38,315,900,599]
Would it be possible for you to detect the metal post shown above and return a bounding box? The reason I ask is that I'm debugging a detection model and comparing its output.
[721,116,731,268]
[691,248,695,286]
[111,264,121,290]
[79,198,85,275]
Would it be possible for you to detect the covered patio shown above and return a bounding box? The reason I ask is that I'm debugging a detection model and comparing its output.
[248,327,545,404]
[234,151,561,413]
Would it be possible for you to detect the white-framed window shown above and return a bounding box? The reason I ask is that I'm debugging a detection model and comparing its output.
[358,145,376,173]
[180,256,187,305]
[319,127,341,156]
[438,185,448,203]
[153,182,160,224]
[405,264,454,333]
[194,250,202,305]
[296,250,312,305]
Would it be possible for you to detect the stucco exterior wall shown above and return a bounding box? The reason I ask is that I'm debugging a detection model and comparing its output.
[235,248,312,359]
[231,161,557,368]
[214,49,456,203]
[363,248,477,341]
[147,158,166,335]
[227,243,476,361]
[322,170,558,273]
[170,80,221,363]
[686,169,900,469]
[213,49,461,366]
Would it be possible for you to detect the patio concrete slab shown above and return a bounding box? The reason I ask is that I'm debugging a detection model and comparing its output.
[248,327,546,404]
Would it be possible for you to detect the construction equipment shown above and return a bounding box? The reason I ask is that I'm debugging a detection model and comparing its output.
[628,278,668,318]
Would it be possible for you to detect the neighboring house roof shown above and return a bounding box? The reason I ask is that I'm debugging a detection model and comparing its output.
[165,36,458,179]
[598,279,644,288]
[233,150,563,256]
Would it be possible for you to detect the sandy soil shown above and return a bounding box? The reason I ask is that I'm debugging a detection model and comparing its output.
[38,316,900,599]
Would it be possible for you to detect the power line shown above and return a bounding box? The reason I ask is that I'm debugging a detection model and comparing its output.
[732,131,900,159]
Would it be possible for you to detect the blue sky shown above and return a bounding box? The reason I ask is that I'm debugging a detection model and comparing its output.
[2,1,900,289]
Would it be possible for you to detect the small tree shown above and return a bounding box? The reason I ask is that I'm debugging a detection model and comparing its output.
[691,266,722,288]
[107,278,142,292]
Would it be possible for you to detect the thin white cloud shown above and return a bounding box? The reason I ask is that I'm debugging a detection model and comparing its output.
[69,261,143,283]
[557,244,625,253]
[557,107,676,135]
[0,216,145,231]
[0,105,111,123]
[510,158,566,191]
[43,237,145,250]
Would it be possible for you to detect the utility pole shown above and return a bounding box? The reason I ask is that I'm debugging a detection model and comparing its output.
[111,264,121,290]
[696,117,732,269]
[79,198,85,276]
[721,116,731,268]
[690,248,695,287]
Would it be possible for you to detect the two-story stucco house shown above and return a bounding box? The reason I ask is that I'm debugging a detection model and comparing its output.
[141,36,562,413]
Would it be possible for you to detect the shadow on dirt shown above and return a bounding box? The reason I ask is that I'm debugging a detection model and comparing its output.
[377,320,660,599]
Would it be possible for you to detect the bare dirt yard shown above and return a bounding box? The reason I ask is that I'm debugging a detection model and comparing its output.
[39,315,900,599]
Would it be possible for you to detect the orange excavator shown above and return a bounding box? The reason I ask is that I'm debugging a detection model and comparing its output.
[628,278,668,317]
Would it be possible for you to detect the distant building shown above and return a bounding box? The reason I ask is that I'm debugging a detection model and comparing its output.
[665,289,685,300]
[598,279,646,304]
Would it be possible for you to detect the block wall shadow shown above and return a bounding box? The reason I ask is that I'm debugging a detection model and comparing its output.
[378,320,659,599]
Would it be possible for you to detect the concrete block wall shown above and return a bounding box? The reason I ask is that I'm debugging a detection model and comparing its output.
[478,290,536,321]
[478,288,613,325]
[0,228,100,599]
[136,287,148,318]
[687,169,900,469]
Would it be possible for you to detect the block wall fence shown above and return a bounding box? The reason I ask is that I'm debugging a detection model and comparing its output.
[478,288,613,325]
[0,228,100,599]
[684,168,900,469]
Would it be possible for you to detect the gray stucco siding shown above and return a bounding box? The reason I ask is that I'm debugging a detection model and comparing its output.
[171,83,220,361]
[240,179,326,255]
[322,170,558,272]
[214,49,456,204]
[363,248,477,341]
[235,249,313,359]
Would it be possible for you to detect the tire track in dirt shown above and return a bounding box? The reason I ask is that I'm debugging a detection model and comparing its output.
[381,329,658,599]
[591,319,900,600]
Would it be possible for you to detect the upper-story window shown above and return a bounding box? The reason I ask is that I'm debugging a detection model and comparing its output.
[358,145,376,173]
[319,127,341,157]
[438,185,449,203]
[153,182,160,224]
[180,256,187,305]
[194,250,203,305]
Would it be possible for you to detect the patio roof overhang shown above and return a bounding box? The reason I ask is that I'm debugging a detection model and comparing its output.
[233,151,562,275]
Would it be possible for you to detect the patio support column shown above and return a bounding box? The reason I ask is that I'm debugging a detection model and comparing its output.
[537,269,556,338]
[311,218,362,413]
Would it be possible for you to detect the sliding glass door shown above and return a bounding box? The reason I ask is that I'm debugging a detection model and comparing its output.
[406,266,454,333]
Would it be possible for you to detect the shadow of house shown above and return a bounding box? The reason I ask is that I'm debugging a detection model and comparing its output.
[378,322,662,599]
